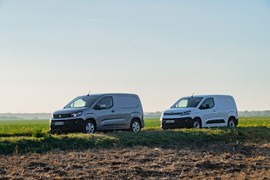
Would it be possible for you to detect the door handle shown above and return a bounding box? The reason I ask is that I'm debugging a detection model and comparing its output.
[213,110,216,112]
[111,110,115,113]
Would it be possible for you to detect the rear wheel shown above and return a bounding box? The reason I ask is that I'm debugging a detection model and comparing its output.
[130,119,141,133]
[193,119,201,128]
[228,118,236,128]
[85,120,96,134]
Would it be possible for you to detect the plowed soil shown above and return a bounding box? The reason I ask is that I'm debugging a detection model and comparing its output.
[0,143,269,179]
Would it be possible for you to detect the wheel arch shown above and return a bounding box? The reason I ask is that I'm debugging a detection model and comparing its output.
[228,116,238,126]
[131,117,142,128]
[85,118,97,129]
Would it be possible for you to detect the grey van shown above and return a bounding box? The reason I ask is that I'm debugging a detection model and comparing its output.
[50,93,144,134]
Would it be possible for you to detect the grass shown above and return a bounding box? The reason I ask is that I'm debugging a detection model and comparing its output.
[0,117,270,155]
[0,129,239,154]
[238,117,270,127]
[144,119,161,130]
[0,120,48,137]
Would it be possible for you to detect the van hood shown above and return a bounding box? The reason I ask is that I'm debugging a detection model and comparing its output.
[53,107,89,115]
[163,107,194,115]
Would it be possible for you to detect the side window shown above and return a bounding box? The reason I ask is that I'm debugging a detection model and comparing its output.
[199,98,214,110]
[94,96,113,110]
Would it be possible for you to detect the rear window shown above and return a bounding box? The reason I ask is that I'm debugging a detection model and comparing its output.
[117,96,139,108]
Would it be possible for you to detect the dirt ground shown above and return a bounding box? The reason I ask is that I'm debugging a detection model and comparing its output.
[0,143,269,180]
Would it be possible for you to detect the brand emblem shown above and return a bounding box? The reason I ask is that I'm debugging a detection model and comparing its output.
[59,115,62,118]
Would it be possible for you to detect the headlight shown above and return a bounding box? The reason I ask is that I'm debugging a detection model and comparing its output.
[71,111,82,117]
[181,111,191,116]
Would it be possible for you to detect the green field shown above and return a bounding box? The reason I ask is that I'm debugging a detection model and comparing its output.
[0,117,270,154]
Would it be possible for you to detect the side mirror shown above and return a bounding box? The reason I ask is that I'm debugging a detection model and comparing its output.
[200,104,210,110]
[100,104,107,109]
[94,104,101,110]
[94,104,107,110]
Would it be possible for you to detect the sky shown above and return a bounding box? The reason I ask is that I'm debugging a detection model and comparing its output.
[0,0,270,113]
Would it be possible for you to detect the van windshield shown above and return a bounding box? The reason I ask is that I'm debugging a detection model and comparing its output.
[64,95,99,109]
[171,97,203,108]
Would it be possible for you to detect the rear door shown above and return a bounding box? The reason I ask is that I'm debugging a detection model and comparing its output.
[114,95,140,129]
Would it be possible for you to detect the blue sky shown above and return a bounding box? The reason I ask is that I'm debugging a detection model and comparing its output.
[0,0,270,112]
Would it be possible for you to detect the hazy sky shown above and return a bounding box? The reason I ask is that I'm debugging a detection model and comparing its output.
[0,0,270,113]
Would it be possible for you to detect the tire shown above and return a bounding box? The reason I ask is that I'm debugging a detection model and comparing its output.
[85,120,96,134]
[228,118,236,128]
[193,119,201,128]
[161,127,168,131]
[130,119,141,133]
[50,130,61,135]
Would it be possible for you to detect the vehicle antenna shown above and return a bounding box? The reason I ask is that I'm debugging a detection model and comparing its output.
[87,90,91,96]
[191,92,194,97]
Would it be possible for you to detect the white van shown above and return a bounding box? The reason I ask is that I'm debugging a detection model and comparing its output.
[160,95,238,129]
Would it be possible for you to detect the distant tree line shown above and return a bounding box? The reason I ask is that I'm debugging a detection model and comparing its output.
[238,111,270,117]
[0,113,51,120]
[0,111,270,120]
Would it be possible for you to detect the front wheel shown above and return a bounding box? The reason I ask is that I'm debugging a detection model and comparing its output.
[50,130,59,135]
[85,121,96,134]
[193,119,201,128]
[130,120,141,133]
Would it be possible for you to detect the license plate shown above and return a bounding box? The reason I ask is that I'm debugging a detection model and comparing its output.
[54,122,64,126]
[166,120,175,123]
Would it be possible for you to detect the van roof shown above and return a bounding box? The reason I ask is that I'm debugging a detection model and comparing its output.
[182,94,234,99]
[83,93,139,97]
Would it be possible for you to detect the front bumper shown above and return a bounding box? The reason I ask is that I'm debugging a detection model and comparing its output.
[161,117,193,129]
[50,118,85,133]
